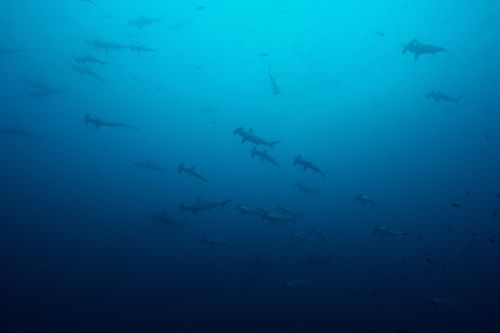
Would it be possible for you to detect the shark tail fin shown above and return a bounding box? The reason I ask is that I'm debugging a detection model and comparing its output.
[251,146,257,158]
[221,198,234,207]
[269,141,281,148]
[455,94,465,104]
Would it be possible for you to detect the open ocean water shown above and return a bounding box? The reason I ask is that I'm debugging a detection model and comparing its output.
[1,1,500,332]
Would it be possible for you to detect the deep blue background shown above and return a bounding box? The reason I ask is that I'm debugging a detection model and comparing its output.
[1,1,500,332]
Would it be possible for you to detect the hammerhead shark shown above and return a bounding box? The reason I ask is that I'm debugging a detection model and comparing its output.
[402,38,447,61]
[127,44,157,53]
[85,38,128,52]
[25,80,65,98]
[0,127,43,139]
[84,114,138,130]
[180,197,233,215]
[146,210,189,227]
[73,55,107,66]
[293,156,327,177]
[234,127,281,148]
[234,205,266,217]
[133,160,167,174]
[295,182,320,194]
[71,64,105,83]
[268,68,281,95]
[353,194,376,207]
[373,224,410,237]
[261,209,300,224]
[129,15,165,29]
[426,90,463,103]
[178,162,208,182]
[251,146,279,167]
[309,228,326,240]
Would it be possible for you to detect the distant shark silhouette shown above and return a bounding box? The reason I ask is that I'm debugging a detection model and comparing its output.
[402,38,447,61]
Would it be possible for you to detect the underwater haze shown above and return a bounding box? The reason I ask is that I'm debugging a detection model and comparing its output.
[1,0,500,332]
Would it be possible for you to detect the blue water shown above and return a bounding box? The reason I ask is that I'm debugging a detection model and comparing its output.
[1,1,500,332]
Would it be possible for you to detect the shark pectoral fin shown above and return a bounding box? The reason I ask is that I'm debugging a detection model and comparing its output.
[414,53,421,61]
[241,138,246,144]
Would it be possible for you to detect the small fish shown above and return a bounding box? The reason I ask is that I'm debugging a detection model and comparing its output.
[493,209,498,218]
[451,203,461,208]
[465,191,471,197]
[488,238,498,245]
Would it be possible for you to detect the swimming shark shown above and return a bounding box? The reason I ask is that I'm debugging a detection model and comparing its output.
[295,182,320,194]
[73,55,107,66]
[180,197,233,215]
[127,44,157,53]
[426,90,463,103]
[0,127,43,139]
[373,224,410,237]
[261,209,300,224]
[84,114,138,130]
[24,80,65,98]
[71,64,105,83]
[402,38,447,61]
[293,156,327,177]
[275,206,300,217]
[146,210,189,227]
[353,194,376,207]
[133,160,167,174]
[234,128,281,148]
[251,146,279,167]
[129,15,165,29]
[234,205,266,217]
[178,162,208,182]
[200,236,227,248]
[268,68,281,95]
[85,38,128,52]
[309,228,326,240]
